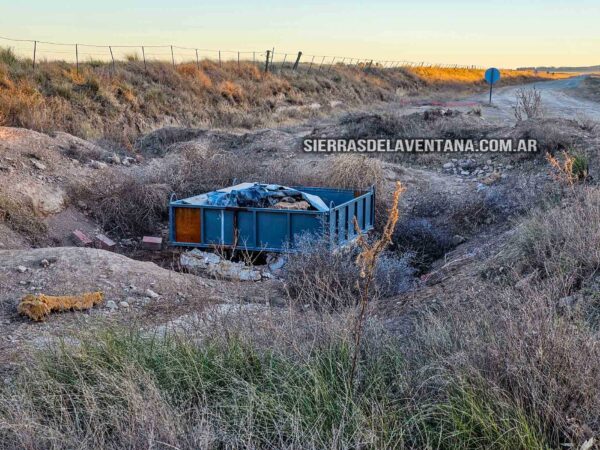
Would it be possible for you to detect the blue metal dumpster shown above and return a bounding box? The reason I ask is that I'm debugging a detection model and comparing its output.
[169,183,375,252]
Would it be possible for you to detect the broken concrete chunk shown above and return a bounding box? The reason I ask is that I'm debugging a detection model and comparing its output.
[72,230,93,247]
[180,249,262,281]
[95,234,116,250]
[142,236,163,251]
[266,254,287,272]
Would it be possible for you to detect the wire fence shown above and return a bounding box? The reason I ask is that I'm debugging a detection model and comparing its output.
[0,35,485,74]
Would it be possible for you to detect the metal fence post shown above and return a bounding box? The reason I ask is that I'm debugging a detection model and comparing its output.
[32,40,37,70]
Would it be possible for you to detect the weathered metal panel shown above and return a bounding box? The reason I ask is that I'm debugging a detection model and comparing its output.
[236,210,256,248]
[257,211,288,250]
[174,207,201,243]
[203,209,223,245]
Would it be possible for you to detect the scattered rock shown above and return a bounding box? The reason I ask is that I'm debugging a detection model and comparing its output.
[30,159,47,171]
[122,156,136,166]
[90,160,108,170]
[145,289,160,299]
[16,265,27,273]
[40,259,50,268]
[266,254,287,272]
[451,235,466,246]
[118,301,130,308]
[105,300,118,310]
[482,172,502,186]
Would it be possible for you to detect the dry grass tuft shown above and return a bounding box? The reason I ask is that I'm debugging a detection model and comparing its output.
[546,151,589,185]
[327,155,385,191]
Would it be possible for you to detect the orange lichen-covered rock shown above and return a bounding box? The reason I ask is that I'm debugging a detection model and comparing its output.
[18,292,105,322]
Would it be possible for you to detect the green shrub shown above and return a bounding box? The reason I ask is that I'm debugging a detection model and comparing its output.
[571,154,589,181]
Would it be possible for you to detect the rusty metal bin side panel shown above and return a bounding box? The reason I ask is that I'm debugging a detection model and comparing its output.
[170,203,326,252]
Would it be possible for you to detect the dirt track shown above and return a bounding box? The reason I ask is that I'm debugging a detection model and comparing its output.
[473,75,600,123]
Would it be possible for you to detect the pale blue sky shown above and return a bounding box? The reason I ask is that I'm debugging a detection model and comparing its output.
[1,0,597,67]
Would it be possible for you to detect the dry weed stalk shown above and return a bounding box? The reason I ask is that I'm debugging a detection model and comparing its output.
[18,292,104,321]
[514,87,543,121]
[350,181,405,383]
[546,151,587,186]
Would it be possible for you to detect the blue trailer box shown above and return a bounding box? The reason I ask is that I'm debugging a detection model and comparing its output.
[169,183,375,252]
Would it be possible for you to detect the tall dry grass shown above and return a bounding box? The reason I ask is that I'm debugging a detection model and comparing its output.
[0,47,565,148]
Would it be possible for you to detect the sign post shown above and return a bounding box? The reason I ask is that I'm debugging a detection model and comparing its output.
[484,67,501,104]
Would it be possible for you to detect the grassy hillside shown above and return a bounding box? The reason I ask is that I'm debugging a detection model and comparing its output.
[0,47,566,148]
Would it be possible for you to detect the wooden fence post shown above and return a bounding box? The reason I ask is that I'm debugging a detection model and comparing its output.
[195,49,199,70]
[318,56,325,71]
[142,46,147,72]
[292,51,302,70]
[75,44,79,74]
[281,53,287,69]
[308,55,315,72]
[109,46,116,73]
[237,51,240,69]
[32,40,37,70]
[218,50,221,67]
[327,56,336,72]
[264,50,270,73]
[253,51,256,64]
[170,45,175,68]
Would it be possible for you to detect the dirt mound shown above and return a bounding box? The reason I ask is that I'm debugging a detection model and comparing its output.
[136,126,300,158]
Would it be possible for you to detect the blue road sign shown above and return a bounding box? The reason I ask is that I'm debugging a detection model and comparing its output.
[485,67,501,104]
[485,67,501,85]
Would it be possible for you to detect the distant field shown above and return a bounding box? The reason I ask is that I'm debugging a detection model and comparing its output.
[408,66,574,85]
